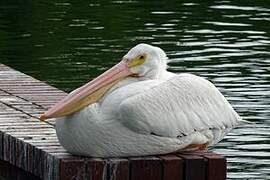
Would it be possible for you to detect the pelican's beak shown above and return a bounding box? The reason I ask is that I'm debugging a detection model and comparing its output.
[40,60,132,120]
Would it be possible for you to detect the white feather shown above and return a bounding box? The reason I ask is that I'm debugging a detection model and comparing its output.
[118,73,240,141]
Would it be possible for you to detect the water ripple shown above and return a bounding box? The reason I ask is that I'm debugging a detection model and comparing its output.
[204,21,252,27]
[210,5,270,12]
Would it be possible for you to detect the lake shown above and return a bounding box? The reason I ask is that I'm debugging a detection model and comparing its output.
[0,0,269,179]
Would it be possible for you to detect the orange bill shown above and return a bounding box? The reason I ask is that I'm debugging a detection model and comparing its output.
[40,60,132,120]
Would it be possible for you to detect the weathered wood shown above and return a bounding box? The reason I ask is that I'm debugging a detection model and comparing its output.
[159,154,184,180]
[190,152,227,180]
[87,158,107,180]
[15,138,28,170]
[205,154,226,180]
[0,159,41,180]
[178,154,206,180]
[182,151,227,180]
[44,154,60,180]
[0,64,227,180]
[0,131,3,159]
[60,158,86,180]
[3,133,12,164]
[130,156,162,180]
[107,158,129,180]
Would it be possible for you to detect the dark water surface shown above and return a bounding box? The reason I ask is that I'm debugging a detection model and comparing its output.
[0,0,270,179]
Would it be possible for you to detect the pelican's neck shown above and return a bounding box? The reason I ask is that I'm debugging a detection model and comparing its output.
[100,56,172,102]
[107,68,174,94]
[98,69,175,107]
[140,57,167,79]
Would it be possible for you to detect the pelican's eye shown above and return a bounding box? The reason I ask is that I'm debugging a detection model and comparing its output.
[128,54,146,67]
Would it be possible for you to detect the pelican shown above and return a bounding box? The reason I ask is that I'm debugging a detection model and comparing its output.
[41,43,241,157]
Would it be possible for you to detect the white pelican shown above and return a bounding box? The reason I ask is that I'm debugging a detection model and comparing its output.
[41,43,241,157]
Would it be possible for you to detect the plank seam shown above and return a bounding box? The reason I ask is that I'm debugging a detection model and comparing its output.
[0,95,55,128]
[0,88,45,109]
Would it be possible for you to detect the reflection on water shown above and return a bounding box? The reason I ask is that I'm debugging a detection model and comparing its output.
[0,0,269,179]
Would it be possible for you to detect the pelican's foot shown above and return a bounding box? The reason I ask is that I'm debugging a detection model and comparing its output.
[182,142,209,151]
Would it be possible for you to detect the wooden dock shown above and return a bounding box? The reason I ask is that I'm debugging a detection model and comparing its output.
[0,63,226,180]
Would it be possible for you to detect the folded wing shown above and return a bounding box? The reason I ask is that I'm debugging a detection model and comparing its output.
[118,73,240,143]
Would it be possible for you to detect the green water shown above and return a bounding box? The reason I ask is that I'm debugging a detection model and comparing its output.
[0,0,270,179]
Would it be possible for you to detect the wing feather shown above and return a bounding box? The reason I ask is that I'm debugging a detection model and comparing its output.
[118,73,240,143]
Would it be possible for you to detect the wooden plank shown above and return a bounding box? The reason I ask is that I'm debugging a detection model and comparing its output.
[159,154,184,180]
[3,133,12,163]
[10,134,17,166]
[129,156,162,180]
[0,124,52,129]
[182,151,226,180]
[60,158,86,180]
[0,131,3,160]
[33,148,44,178]
[15,138,28,171]
[107,158,129,180]
[178,154,206,180]
[25,140,63,179]
[44,153,60,180]
[203,153,226,180]
[87,158,107,180]
[0,159,41,180]
[27,142,35,174]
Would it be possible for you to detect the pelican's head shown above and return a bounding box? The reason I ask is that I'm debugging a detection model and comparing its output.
[40,43,168,120]
[124,43,167,79]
